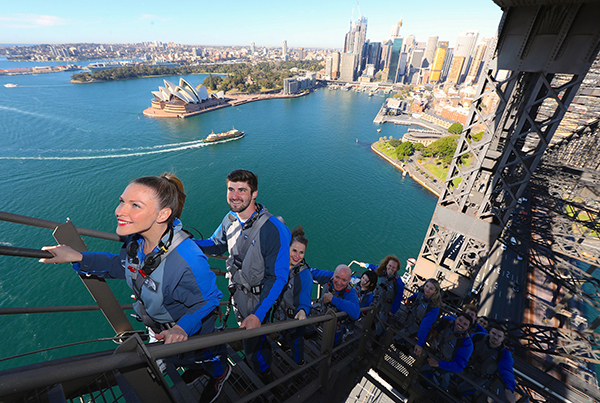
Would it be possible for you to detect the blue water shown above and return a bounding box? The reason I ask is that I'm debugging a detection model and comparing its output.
[0,59,437,369]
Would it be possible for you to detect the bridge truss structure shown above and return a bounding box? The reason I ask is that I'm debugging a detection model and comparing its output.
[412,0,600,376]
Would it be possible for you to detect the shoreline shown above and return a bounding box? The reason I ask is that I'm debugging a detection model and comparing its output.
[370,141,441,197]
[143,91,308,118]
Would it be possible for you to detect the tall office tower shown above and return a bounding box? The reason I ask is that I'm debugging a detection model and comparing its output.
[453,31,479,83]
[422,36,439,68]
[464,40,489,84]
[385,37,404,83]
[299,47,306,60]
[343,14,368,77]
[325,57,333,78]
[405,48,423,84]
[447,55,465,83]
[344,16,368,54]
[440,47,454,82]
[409,49,424,70]
[282,40,288,60]
[403,34,415,54]
[331,51,341,78]
[380,40,393,69]
[250,42,255,53]
[390,19,402,39]
[398,52,409,78]
[340,52,359,81]
[366,42,382,70]
[429,40,448,82]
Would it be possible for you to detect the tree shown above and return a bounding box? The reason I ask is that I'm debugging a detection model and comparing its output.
[422,136,459,165]
[448,122,463,135]
[396,141,415,160]
[203,74,223,91]
[388,138,402,147]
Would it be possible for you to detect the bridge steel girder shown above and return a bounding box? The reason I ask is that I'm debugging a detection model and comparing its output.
[414,2,600,298]
[508,321,600,365]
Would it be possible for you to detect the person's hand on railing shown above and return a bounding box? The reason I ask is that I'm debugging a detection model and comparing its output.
[39,244,83,264]
[155,325,188,344]
[294,309,306,320]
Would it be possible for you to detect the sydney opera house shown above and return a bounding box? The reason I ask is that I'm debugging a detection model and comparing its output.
[144,78,229,118]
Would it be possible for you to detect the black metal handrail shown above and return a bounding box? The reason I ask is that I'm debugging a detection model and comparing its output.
[0,307,373,397]
[0,211,122,242]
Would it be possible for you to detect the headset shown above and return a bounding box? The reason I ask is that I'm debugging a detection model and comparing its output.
[126,228,174,276]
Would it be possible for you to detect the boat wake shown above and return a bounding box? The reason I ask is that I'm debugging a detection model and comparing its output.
[0,139,210,160]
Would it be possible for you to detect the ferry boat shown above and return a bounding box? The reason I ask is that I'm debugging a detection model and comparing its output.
[4,83,18,88]
[202,127,244,143]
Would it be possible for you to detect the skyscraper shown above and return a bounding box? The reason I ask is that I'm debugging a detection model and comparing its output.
[250,42,255,54]
[385,37,404,83]
[453,31,479,83]
[390,19,402,39]
[465,41,487,84]
[429,41,448,82]
[422,36,439,68]
[340,53,359,81]
[343,13,368,79]
[282,40,288,60]
[380,40,393,70]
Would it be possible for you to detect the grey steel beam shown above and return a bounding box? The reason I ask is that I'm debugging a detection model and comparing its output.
[414,2,600,302]
[53,220,134,335]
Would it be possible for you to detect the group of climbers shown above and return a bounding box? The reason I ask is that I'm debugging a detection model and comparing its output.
[39,168,516,403]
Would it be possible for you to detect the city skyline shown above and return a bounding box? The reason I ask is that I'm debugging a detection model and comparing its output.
[2,1,503,49]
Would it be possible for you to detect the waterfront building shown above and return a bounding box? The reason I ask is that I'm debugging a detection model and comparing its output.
[429,41,448,82]
[340,53,358,81]
[283,73,316,94]
[331,51,341,79]
[325,57,333,79]
[148,78,226,116]
[422,36,439,69]
[402,130,443,146]
[283,78,299,95]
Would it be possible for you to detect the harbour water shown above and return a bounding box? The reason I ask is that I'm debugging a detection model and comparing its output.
[0,57,437,370]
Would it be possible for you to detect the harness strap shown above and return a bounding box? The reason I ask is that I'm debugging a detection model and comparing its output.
[130,230,191,331]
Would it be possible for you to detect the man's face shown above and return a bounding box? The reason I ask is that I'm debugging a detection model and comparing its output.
[488,328,506,348]
[476,317,488,329]
[454,315,471,333]
[227,181,256,216]
[332,267,351,292]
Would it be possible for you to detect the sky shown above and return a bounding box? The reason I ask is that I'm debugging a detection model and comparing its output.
[1,1,504,49]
